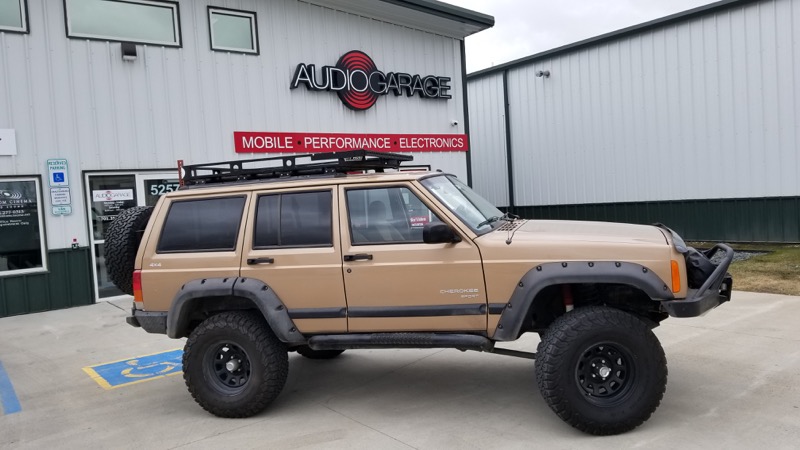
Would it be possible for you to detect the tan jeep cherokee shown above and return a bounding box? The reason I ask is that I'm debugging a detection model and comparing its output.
[106,150,733,436]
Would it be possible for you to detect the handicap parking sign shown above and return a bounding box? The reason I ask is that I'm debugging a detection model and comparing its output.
[83,349,183,389]
[47,159,69,187]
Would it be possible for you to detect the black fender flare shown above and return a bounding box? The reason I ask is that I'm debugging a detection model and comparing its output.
[166,277,305,345]
[492,261,675,341]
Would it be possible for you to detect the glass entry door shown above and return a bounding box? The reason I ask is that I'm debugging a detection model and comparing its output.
[86,172,179,301]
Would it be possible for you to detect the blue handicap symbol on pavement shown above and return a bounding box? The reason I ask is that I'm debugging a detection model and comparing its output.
[83,349,183,389]
[52,172,65,183]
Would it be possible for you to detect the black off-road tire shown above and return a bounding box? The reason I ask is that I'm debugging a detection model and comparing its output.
[183,311,289,418]
[104,206,153,295]
[535,306,667,435]
[296,347,345,360]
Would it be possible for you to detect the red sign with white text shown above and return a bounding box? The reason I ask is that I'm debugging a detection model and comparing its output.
[234,132,468,153]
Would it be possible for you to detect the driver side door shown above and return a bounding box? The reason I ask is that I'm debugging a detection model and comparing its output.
[339,183,487,332]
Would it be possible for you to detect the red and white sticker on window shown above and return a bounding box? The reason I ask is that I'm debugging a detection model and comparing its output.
[409,216,430,227]
[234,132,468,153]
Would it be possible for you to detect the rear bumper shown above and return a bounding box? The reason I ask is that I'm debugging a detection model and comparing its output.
[661,275,732,317]
[127,310,167,334]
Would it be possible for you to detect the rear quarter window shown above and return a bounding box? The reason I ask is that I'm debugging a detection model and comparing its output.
[157,196,246,252]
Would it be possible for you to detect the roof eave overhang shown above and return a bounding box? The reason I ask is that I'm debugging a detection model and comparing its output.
[303,0,494,39]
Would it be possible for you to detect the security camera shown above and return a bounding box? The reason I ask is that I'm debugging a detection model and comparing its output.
[535,70,551,78]
[451,120,459,126]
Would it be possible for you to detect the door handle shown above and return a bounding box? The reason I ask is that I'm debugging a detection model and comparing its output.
[247,257,274,265]
[343,254,373,262]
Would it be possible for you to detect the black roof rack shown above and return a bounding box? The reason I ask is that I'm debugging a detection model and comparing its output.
[181,150,420,187]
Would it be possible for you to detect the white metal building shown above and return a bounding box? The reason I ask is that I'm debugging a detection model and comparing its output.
[0,0,493,315]
[468,0,799,243]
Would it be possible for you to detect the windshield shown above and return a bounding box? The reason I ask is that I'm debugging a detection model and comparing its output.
[421,175,504,234]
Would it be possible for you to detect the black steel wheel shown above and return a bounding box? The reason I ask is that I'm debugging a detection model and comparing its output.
[296,346,345,360]
[183,312,288,418]
[536,306,667,435]
[574,342,634,405]
[205,342,252,394]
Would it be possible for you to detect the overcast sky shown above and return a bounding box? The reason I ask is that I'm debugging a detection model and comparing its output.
[447,0,718,73]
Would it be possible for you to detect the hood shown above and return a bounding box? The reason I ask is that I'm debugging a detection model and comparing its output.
[507,220,668,246]
[475,219,671,262]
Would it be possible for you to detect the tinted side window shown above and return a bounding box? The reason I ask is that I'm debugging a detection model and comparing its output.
[254,191,332,248]
[254,195,279,247]
[157,197,246,252]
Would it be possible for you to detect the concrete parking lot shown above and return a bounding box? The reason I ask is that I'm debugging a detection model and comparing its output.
[1,291,799,449]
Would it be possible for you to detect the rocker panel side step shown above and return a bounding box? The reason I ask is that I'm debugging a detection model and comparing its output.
[307,333,493,351]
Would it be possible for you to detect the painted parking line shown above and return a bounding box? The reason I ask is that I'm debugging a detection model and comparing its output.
[0,360,22,415]
[83,349,183,390]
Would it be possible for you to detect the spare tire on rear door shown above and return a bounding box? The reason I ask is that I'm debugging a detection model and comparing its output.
[104,206,154,295]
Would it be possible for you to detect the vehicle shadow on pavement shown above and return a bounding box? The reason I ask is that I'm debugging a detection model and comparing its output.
[277,349,552,420]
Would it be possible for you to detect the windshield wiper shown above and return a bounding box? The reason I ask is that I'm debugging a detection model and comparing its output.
[476,212,518,229]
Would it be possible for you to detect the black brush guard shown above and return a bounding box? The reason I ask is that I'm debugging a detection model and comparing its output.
[661,243,734,317]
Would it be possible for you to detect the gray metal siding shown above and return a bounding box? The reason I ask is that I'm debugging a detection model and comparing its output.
[473,0,799,207]
[466,72,508,206]
[0,0,468,249]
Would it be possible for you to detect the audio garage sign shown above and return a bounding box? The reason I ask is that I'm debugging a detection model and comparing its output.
[235,131,467,154]
[290,50,452,111]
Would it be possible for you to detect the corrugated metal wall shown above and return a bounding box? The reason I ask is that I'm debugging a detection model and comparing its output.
[0,0,467,250]
[469,0,799,208]
[466,72,508,206]
[467,73,509,206]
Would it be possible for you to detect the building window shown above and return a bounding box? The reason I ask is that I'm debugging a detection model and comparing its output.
[254,191,332,248]
[64,0,181,47]
[157,197,245,252]
[208,7,258,54]
[0,0,28,33]
[0,177,47,276]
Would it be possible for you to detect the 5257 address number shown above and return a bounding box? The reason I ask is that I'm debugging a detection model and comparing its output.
[149,183,179,196]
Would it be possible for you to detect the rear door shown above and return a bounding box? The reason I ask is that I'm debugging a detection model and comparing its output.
[240,187,347,334]
[339,183,486,332]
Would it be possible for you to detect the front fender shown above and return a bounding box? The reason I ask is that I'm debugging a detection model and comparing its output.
[492,261,674,341]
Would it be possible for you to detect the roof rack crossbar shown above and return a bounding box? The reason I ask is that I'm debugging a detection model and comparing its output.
[181,150,415,186]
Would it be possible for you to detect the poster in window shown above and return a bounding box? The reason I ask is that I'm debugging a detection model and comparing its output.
[88,175,136,240]
[0,179,44,274]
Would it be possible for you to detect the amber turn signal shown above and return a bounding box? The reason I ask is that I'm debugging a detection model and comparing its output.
[670,260,681,293]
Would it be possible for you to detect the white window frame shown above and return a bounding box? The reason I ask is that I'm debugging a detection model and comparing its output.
[0,176,47,277]
[64,0,181,47]
[0,0,29,34]
[208,6,258,55]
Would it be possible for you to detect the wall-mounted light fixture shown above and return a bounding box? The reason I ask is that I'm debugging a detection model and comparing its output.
[535,70,550,78]
[121,42,137,61]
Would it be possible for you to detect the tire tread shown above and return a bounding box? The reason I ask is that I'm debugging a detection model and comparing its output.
[535,306,667,435]
[104,206,153,295]
[183,311,289,418]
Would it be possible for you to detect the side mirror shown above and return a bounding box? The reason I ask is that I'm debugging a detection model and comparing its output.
[423,223,462,244]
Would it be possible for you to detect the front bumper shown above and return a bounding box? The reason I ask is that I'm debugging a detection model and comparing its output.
[127,309,168,334]
[661,274,732,317]
[661,243,734,318]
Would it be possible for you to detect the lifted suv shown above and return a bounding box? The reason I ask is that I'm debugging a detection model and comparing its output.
[107,151,733,435]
